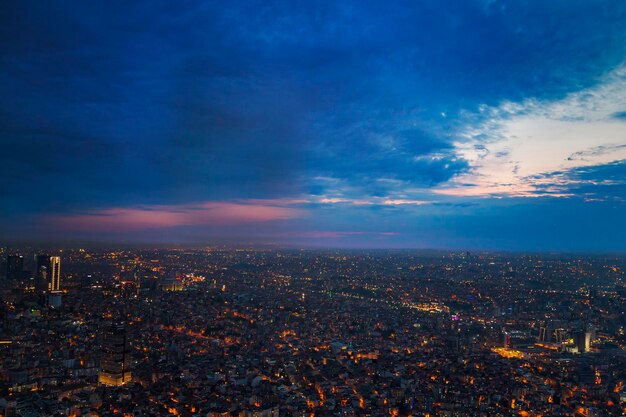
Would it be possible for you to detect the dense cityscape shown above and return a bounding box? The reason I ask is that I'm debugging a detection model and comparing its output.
[2,2,626,416]
[1,247,625,417]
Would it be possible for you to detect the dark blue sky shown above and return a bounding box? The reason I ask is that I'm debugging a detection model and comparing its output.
[1,0,626,250]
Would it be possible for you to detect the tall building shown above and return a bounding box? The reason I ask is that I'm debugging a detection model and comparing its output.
[34,255,61,292]
[49,256,61,291]
[98,323,132,386]
[574,330,591,353]
[6,255,24,281]
[35,254,51,293]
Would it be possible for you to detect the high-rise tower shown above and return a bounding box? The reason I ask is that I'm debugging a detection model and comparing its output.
[34,255,61,292]
[49,256,61,291]
[98,323,132,386]
[35,254,51,293]
[574,329,591,354]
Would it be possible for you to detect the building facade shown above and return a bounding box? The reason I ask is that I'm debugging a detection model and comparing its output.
[98,323,132,386]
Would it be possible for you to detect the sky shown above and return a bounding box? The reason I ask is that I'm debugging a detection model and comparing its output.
[1,0,626,251]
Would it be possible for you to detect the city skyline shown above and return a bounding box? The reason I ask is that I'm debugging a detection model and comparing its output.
[1,246,624,415]
[1,1,626,250]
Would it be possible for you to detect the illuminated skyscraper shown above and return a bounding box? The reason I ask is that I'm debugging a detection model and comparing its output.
[49,256,61,291]
[34,255,61,292]
[98,323,132,386]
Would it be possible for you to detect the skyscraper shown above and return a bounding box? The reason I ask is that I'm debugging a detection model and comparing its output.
[98,323,132,386]
[574,329,591,353]
[35,254,51,293]
[6,255,24,281]
[34,255,61,292]
[49,256,61,292]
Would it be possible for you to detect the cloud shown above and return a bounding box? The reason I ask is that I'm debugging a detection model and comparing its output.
[287,231,398,239]
[316,197,432,206]
[45,200,306,232]
[437,66,626,198]
[2,0,626,249]
[611,111,626,120]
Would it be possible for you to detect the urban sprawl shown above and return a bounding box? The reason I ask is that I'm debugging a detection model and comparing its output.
[0,248,625,417]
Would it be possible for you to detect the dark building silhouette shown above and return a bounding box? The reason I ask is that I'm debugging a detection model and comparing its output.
[35,254,51,292]
[98,323,132,386]
[6,255,24,281]
[574,329,591,353]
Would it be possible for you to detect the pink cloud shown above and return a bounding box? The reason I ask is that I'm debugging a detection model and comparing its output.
[293,231,399,239]
[46,201,306,232]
